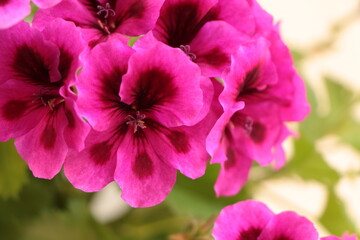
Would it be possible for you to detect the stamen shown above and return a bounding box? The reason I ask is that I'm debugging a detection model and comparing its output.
[126,111,147,133]
[32,87,51,106]
[179,45,197,61]
[48,98,65,111]
[97,3,116,19]
[32,87,64,111]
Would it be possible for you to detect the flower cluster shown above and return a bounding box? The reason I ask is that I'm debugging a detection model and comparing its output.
[0,0,309,207]
[213,200,358,240]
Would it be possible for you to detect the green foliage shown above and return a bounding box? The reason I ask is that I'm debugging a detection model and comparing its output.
[285,137,339,186]
[0,141,28,199]
[320,188,357,236]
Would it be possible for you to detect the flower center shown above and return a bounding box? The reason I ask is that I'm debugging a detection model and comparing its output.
[97,3,116,19]
[97,2,116,35]
[126,111,147,133]
[32,87,64,111]
[179,45,196,61]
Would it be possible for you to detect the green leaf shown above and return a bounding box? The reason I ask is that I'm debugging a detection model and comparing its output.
[300,77,356,141]
[285,137,339,186]
[0,140,28,199]
[319,77,354,135]
[325,77,353,115]
[23,199,117,240]
[319,188,357,235]
[166,164,251,218]
[166,184,223,218]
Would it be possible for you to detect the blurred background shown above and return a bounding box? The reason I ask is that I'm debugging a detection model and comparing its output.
[1,1,360,239]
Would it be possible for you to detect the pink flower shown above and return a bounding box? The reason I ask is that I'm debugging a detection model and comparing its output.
[0,19,90,178]
[213,200,319,240]
[207,31,310,196]
[65,39,217,207]
[0,0,62,29]
[33,0,165,47]
[147,0,251,77]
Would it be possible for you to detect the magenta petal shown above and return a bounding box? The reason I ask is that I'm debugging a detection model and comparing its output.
[239,102,287,166]
[215,0,257,36]
[34,0,164,47]
[0,0,30,29]
[147,78,215,179]
[0,80,48,141]
[62,100,90,152]
[190,21,246,77]
[115,131,177,207]
[148,125,208,179]
[153,0,218,47]
[32,0,62,8]
[213,200,274,240]
[206,104,243,165]
[265,27,310,121]
[14,109,68,179]
[114,0,165,36]
[214,149,252,197]
[120,41,204,127]
[0,21,61,85]
[220,37,277,109]
[64,129,118,192]
[33,0,100,42]
[76,39,134,131]
[41,18,86,86]
[258,211,319,240]
[281,73,311,121]
[246,0,273,34]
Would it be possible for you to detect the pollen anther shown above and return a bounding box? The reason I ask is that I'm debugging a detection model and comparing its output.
[126,111,147,133]
[97,3,116,19]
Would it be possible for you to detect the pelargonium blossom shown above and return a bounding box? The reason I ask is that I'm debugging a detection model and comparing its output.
[213,200,319,240]
[65,39,218,207]
[141,0,255,78]
[213,200,358,240]
[33,0,165,47]
[0,0,62,29]
[206,22,310,196]
[0,19,90,178]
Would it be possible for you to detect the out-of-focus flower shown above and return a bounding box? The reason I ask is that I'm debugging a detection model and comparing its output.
[213,200,319,240]
[213,200,359,240]
[206,1,310,197]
